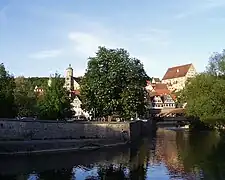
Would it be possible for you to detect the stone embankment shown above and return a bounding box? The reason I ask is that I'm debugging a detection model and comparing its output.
[0,119,156,155]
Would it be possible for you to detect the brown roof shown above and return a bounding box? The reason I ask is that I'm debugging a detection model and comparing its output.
[162,63,192,80]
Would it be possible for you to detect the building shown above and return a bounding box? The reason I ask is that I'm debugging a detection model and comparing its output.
[34,86,43,93]
[161,63,196,92]
[150,94,175,110]
[151,77,161,84]
[64,64,81,91]
[161,94,176,108]
[64,64,90,119]
[146,80,170,96]
[145,80,176,110]
[151,96,164,109]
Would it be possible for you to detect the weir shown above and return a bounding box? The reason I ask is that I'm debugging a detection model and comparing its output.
[0,119,156,155]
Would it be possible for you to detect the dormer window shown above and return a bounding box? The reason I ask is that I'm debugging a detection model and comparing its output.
[177,69,179,73]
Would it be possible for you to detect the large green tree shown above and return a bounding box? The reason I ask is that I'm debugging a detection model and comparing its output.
[180,50,225,126]
[14,76,37,117]
[37,73,74,120]
[80,46,149,120]
[0,63,16,118]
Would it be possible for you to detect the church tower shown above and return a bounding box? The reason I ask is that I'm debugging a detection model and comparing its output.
[65,64,74,91]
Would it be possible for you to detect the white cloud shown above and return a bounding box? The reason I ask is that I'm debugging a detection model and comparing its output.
[66,22,171,78]
[68,31,116,57]
[28,49,63,59]
[24,5,170,77]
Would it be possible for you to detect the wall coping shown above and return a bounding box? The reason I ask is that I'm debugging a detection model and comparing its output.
[0,119,130,125]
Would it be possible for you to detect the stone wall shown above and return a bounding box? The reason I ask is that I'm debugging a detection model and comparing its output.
[0,120,130,141]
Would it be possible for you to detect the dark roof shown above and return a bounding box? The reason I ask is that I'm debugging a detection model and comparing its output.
[152,77,161,82]
[162,63,192,80]
[73,77,82,84]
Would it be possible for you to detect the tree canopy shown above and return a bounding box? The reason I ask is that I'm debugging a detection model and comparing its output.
[180,49,225,126]
[37,73,74,120]
[0,63,16,118]
[14,76,37,117]
[80,46,149,120]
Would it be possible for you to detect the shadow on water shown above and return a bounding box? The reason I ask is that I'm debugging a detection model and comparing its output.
[2,128,225,179]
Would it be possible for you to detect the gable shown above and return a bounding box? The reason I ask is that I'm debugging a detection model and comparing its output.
[152,96,163,103]
[162,95,175,103]
[162,63,192,80]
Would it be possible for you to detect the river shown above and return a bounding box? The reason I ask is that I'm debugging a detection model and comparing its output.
[0,128,224,180]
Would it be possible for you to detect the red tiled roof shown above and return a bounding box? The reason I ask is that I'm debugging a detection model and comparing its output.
[155,89,170,96]
[147,83,170,96]
[162,63,192,80]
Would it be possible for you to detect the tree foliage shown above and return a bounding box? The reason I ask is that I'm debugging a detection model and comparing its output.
[80,46,149,120]
[0,63,16,118]
[37,73,74,120]
[206,49,225,77]
[180,49,225,126]
[14,76,37,117]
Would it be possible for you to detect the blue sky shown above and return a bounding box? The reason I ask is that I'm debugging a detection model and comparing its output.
[1,0,225,78]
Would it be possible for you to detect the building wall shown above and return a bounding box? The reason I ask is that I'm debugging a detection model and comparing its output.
[162,77,186,91]
[73,80,80,90]
[186,65,196,79]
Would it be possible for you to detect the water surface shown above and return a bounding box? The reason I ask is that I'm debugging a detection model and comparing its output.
[0,128,224,180]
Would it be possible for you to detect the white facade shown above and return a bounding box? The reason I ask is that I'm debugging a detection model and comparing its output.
[151,96,164,109]
[71,96,90,119]
[163,95,176,108]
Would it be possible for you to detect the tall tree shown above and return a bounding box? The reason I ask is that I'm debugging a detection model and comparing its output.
[0,63,16,118]
[180,73,225,125]
[37,73,74,120]
[14,76,37,117]
[80,46,149,120]
[180,50,225,126]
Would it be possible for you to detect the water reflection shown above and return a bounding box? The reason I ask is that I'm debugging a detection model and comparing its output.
[1,128,225,179]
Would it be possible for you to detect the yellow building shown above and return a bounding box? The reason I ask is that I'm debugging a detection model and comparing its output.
[162,63,196,92]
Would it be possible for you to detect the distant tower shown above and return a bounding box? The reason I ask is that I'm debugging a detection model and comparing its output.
[48,75,52,87]
[65,64,74,91]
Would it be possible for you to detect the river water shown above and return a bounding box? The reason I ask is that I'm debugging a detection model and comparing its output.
[0,128,225,180]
